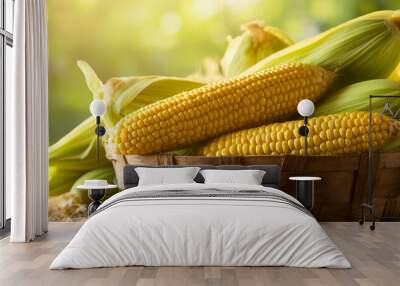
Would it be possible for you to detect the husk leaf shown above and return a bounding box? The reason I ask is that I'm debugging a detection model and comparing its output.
[244,10,400,86]
[315,79,400,116]
[221,21,293,78]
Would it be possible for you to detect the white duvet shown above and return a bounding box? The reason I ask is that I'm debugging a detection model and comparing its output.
[50,183,351,269]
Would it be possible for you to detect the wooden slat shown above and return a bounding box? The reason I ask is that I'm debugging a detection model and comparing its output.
[350,153,369,219]
[239,155,283,166]
[376,152,400,169]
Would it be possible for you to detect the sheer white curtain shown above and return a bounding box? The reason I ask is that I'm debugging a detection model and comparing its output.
[7,0,49,242]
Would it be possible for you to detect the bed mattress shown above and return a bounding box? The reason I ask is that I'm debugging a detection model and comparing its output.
[50,183,350,269]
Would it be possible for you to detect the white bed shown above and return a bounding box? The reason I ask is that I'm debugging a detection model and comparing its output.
[50,182,351,269]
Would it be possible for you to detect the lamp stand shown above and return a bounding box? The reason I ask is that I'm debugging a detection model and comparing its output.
[298,116,309,158]
[94,116,106,161]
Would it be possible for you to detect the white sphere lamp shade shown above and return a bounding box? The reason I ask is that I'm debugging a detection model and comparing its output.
[297,99,315,117]
[90,99,106,117]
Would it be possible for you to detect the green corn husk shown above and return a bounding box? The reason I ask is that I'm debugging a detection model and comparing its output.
[315,79,400,115]
[389,62,400,81]
[49,61,205,197]
[49,117,96,160]
[49,152,111,196]
[244,10,400,86]
[314,79,400,151]
[221,21,292,78]
[382,137,400,151]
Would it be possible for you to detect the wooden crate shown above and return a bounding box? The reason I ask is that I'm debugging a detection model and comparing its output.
[108,153,400,221]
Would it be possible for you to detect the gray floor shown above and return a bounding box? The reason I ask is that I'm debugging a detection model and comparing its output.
[0,222,399,286]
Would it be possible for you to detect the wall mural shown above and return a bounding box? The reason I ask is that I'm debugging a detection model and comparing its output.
[48,0,400,221]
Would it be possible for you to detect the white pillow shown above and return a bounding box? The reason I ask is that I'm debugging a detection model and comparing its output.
[200,169,266,185]
[135,167,200,186]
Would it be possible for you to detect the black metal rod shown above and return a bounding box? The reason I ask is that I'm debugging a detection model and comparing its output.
[304,116,308,158]
[97,131,100,161]
[96,116,100,161]
[369,95,400,98]
[368,96,373,205]
[367,94,400,206]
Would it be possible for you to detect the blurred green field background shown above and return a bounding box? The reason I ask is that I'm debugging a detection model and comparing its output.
[47,0,400,144]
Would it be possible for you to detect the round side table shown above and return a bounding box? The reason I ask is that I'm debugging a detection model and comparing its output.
[76,184,117,216]
[289,177,321,210]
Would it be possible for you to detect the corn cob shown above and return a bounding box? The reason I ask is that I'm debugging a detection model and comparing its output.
[244,10,400,86]
[198,112,399,156]
[221,21,293,78]
[112,63,335,155]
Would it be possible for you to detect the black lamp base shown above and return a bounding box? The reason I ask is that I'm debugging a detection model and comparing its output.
[94,116,106,161]
[87,189,106,216]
